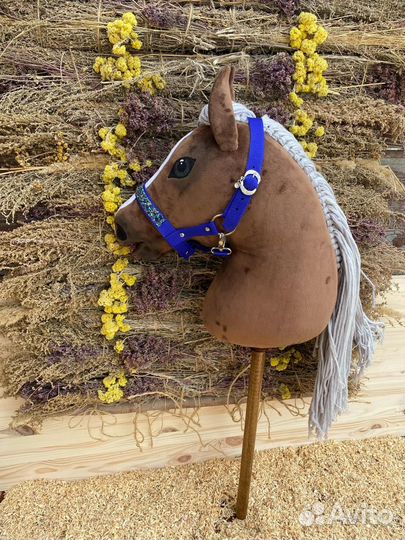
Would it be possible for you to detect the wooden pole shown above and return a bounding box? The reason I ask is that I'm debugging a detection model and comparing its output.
[235,348,266,520]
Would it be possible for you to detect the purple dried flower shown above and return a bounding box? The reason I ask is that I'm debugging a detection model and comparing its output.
[253,104,292,127]
[24,203,100,222]
[126,137,178,184]
[122,334,181,371]
[123,92,175,137]
[258,0,300,18]
[350,219,386,246]
[46,344,100,365]
[24,203,58,221]
[132,266,190,313]
[366,64,405,105]
[125,375,160,396]
[251,53,295,98]
[82,379,102,392]
[142,4,187,29]
[19,380,77,403]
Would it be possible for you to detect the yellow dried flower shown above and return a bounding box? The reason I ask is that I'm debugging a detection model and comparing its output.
[129,160,141,172]
[314,26,328,45]
[307,142,318,153]
[131,39,142,50]
[114,340,124,353]
[121,273,137,286]
[120,323,131,333]
[122,12,137,26]
[116,57,128,72]
[118,371,128,386]
[298,12,318,34]
[112,44,126,56]
[98,127,109,139]
[112,258,129,273]
[104,201,118,213]
[292,51,305,63]
[300,38,317,55]
[315,126,325,137]
[98,386,124,403]
[279,383,292,400]
[115,123,127,138]
[289,92,304,107]
[290,26,303,41]
[103,374,117,388]
[306,141,318,158]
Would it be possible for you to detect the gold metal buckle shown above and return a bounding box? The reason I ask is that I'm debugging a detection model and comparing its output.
[210,232,232,256]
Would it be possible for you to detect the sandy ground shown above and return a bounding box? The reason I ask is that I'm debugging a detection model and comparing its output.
[0,436,403,540]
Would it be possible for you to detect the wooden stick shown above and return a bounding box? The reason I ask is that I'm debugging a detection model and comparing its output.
[235,348,266,520]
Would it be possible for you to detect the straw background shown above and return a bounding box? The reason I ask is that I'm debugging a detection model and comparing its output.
[0,0,404,432]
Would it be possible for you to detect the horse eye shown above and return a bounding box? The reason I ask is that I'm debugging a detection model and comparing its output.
[169,157,195,179]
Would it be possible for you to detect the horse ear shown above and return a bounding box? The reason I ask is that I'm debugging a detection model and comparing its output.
[208,66,238,152]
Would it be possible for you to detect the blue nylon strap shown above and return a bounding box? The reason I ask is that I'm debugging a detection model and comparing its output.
[222,118,265,232]
[135,184,221,260]
[134,116,265,260]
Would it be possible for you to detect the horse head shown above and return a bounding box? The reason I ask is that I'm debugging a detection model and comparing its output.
[115,67,253,260]
[115,65,383,437]
[116,66,338,349]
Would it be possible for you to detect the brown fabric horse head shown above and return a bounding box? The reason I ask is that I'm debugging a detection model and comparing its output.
[115,66,338,350]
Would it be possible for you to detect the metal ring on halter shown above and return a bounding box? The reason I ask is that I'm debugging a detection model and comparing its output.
[210,231,232,257]
[211,213,237,236]
[235,169,261,196]
[211,246,232,256]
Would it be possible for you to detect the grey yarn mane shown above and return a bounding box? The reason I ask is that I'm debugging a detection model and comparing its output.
[199,103,384,438]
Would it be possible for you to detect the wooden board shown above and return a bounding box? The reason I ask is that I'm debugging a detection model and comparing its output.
[0,277,404,491]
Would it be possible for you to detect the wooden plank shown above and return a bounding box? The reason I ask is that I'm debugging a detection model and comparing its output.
[0,277,404,491]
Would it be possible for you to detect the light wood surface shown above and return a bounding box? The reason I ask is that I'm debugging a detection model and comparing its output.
[0,277,404,491]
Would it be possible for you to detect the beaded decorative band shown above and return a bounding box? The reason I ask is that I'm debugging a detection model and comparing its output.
[135,185,166,228]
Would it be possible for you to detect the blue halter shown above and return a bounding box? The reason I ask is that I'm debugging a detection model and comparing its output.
[134,117,265,260]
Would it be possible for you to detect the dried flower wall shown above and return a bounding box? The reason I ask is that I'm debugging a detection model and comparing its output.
[0,0,403,432]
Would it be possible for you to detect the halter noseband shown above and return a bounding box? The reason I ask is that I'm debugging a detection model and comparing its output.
[134,117,265,260]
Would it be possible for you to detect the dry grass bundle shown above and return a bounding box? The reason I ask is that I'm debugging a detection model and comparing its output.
[0,217,113,353]
[2,44,402,106]
[0,217,108,274]
[0,1,403,62]
[306,95,405,159]
[307,95,405,142]
[320,160,403,220]
[0,157,108,222]
[361,244,404,308]
[0,84,118,167]
[301,0,404,23]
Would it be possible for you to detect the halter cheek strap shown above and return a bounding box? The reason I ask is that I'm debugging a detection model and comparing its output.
[134,117,265,260]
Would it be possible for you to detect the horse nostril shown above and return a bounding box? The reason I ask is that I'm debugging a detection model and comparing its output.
[116,223,127,241]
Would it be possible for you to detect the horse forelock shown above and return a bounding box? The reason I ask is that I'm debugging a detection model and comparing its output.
[198,102,256,126]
